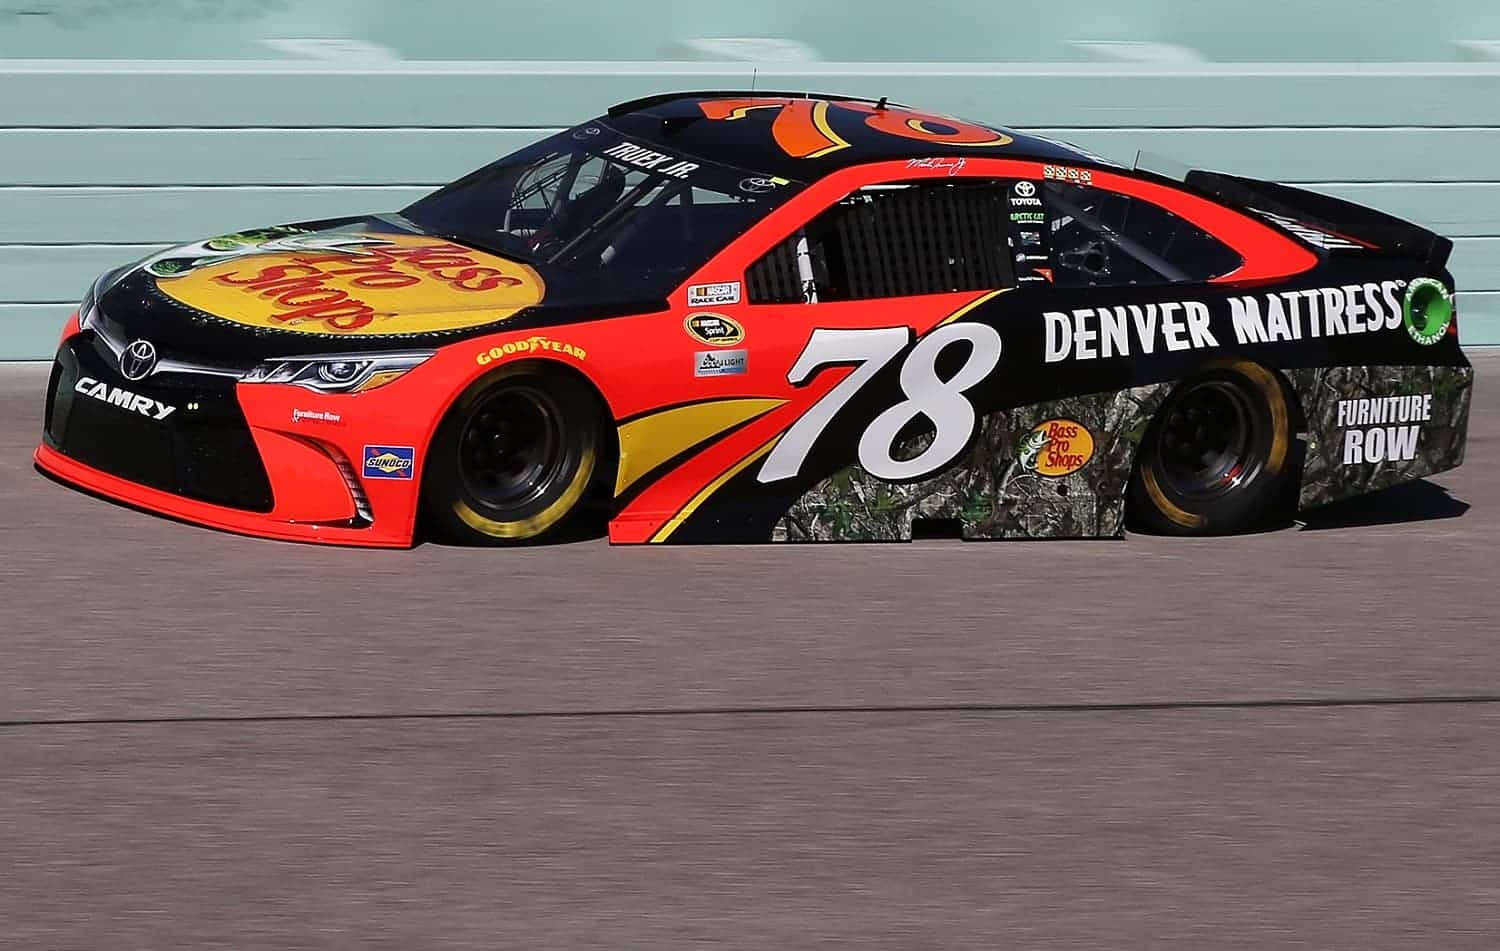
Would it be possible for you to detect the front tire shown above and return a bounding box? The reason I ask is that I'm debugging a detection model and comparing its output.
[423,365,604,545]
[1127,360,1293,536]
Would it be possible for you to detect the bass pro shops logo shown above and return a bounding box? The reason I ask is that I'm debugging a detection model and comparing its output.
[362,445,415,480]
[1016,419,1095,477]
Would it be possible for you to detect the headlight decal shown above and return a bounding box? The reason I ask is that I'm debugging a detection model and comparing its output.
[242,351,435,393]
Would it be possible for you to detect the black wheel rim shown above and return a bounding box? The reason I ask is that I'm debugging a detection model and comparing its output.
[457,385,568,513]
[1154,379,1260,502]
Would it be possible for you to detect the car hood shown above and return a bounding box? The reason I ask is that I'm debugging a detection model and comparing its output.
[95,216,668,365]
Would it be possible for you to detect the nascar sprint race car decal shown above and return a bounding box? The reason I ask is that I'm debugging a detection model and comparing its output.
[36,91,1471,547]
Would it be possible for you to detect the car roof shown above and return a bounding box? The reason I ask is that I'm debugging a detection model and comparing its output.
[601,91,1103,182]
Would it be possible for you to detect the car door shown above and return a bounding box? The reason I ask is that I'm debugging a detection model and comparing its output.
[731,171,1025,491]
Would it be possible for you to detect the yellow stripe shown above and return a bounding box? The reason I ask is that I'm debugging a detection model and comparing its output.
[615,398,786,496]
[905,117,1013,147]
[937,288,1009,327]
[806,100,853,158]
[649,437,781,543]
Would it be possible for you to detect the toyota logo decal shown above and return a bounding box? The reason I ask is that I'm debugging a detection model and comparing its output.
[120,339,159,381]
[1014,181,1037,198]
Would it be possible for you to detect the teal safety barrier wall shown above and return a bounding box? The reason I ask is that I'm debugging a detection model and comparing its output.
[3,58,1499,356]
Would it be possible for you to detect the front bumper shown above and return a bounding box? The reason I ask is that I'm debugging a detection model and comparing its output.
[35,317,427,548]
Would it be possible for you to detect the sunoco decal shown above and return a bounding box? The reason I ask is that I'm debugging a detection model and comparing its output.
[151,231,545,336]
[684,312,745,347]
[363,445,415,480]
[1016,419,1094,477]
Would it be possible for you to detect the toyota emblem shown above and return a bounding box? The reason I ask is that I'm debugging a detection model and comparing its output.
[120,339,159,381]
[1015,181,1037,198]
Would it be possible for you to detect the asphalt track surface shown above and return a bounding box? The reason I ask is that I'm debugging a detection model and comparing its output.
[2,355,1499,948]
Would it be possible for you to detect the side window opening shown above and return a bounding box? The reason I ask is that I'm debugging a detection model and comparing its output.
[1045,181,1242,288]
[747,180,1016,304]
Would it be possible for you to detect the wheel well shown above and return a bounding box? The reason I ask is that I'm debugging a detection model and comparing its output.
[1124,359,1307,529]
[1130,360,1306,462]
[414,359,619,540]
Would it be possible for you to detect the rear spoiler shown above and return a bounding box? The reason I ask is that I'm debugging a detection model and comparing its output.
[1185,170,1453,270]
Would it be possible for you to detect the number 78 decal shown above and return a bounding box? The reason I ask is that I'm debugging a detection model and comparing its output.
[758,323,1004,483]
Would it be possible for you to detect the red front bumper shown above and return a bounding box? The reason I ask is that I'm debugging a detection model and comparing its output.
[37,318,447,548]
[35,442,413,548]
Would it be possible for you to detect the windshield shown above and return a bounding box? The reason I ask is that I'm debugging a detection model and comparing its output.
[401,124,804,297]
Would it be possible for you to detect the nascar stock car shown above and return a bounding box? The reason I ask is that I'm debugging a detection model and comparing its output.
[36,91,1471,547]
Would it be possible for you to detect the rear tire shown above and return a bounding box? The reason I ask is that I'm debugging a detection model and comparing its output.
[423,364,604,545]
[1127,360,1293,536]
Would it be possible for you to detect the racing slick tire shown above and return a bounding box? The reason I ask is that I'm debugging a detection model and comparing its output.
[423,364,605,545]
[1126,360,1294,536]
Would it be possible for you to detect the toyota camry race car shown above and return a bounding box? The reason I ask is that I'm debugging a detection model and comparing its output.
[36,91,1472,547]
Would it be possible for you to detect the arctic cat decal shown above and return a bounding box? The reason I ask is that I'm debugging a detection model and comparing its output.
[152,232,545,336]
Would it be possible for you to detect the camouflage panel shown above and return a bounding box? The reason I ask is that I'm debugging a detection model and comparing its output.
[774,383,1171,541]
[1290,364,1473,510]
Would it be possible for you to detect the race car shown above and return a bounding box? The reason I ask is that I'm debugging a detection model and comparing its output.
[36,91,1472,547]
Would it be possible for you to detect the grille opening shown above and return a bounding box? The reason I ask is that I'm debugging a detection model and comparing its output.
[46,338,274,513]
